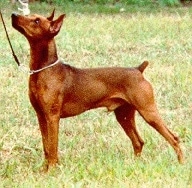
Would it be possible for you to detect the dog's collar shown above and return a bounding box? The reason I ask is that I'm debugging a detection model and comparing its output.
[29,59,60,75]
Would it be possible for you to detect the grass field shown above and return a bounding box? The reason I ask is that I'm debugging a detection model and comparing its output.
[0,2,192,188]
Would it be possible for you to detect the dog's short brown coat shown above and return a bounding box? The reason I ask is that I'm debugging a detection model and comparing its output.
[11,10,183,170]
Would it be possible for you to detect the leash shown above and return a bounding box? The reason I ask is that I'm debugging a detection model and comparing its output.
[0,10,20,66]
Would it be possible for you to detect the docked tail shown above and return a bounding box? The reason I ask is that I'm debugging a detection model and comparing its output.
[137,61,149,73]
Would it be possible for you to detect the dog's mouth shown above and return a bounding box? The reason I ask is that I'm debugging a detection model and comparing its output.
[11,13,26,34]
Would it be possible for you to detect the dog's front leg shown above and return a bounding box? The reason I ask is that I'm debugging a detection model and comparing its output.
[36,112,49,163]
[36,109,59,170]
[45,114,60,169]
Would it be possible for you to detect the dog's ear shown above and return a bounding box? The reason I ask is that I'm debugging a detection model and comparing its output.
[50,14,66,35]
[47,9,55,21]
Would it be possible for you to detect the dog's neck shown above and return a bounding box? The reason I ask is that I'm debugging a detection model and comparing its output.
[29,38,58,71]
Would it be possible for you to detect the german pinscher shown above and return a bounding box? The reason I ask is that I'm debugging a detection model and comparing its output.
[11,10,183,170]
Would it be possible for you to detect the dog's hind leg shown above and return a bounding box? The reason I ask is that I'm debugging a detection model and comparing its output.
[138,106,184,163]
[133,80,184,163]
[114,104,144,156]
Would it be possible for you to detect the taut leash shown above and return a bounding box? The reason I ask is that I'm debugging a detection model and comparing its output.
[0,10,20,66]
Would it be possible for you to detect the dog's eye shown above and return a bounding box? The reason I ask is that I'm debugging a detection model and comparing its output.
[34,18,40,25]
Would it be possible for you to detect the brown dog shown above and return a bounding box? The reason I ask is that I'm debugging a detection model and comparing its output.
[11,11,183,170]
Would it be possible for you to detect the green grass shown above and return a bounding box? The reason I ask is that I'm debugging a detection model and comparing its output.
[0,2,192,188]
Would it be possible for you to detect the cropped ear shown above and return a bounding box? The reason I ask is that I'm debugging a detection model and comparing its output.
[47,9,55,21]
[50,14,66,35]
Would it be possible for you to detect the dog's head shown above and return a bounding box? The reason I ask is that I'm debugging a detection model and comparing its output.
[11,10,65,41]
